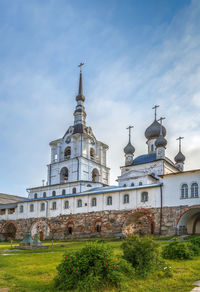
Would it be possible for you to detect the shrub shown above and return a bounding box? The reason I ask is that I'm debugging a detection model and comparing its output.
[188,236,200,248]
[54,242,134,291]
[121,235,161,277]
[162,239,194,260]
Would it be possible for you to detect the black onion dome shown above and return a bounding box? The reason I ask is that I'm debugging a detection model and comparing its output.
[155,135,167,148]
[124,142,135,155]
[145,120,166,140]
[174,151,185,163]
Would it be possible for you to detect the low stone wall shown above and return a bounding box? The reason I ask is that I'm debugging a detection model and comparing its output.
[0,206,191,241]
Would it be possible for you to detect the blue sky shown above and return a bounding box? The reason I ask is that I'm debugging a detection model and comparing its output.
[0,0,200,196]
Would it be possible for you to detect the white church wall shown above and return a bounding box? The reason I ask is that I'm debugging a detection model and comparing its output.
[0,186,161,221]
[162,171,200,207]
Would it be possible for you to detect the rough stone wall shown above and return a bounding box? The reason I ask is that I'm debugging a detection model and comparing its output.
[0,206,191,241]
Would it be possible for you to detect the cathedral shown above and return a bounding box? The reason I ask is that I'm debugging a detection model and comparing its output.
[0,66,200,241]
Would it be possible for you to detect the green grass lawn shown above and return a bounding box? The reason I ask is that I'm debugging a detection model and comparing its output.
[0,238,200,292]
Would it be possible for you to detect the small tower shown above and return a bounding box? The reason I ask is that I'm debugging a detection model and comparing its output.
[174,137,185,171]
[145,105,166,154]
[124,126,135,166]
[155,117,167,159]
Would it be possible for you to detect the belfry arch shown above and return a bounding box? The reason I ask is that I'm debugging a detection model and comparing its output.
[122,209,155,236]
[92,168,99,182]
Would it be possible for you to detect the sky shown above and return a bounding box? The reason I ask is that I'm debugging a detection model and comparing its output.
[0,0,200,197]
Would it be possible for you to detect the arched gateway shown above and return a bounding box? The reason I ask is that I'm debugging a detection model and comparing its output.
[122,209,155,236]
[176,206,200,235]
[0,222,17,240]
[31,220,50,240]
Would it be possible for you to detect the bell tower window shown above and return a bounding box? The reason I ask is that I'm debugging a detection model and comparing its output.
[92,168,99,182]
[60,167,69,183]
[64,147,71,159]
[90,148,95,160]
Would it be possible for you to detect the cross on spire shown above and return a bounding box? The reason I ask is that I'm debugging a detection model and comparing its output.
[126,125,134,143]
[176,136,184,152]
[78,62,84,73]
[152,105,159,120]
[158,117,165,136]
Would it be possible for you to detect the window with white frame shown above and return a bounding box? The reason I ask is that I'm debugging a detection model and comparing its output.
[141,191,148,202]
[40,203,45,211]
[77,199,82,208]
[72,187,76,194]
[64,200,69,209]
[52,190,56,196]
[43,192,46,198]
[34,193,37,199]
[181,184,188,199]
[191,183,198,198]
[91,197,97,207]
[139,182,143,186]
[52,202,56,210]
[123,194,129,204]
[107,196,112,205]
[19,205,23,213]
[30,204,34,212]
[62,189,66,196]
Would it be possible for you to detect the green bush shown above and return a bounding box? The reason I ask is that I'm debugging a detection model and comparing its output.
[121,235,161,277]
[162,239,194,260]
[188,236,200,248]
[54,242,134,291]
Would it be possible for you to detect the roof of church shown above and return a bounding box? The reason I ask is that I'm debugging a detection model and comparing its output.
[132,153,157,165]
[0,193,25,205]
[160,168,200,177]
[131,153,177,169]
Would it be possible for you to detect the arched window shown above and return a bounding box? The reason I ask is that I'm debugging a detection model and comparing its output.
[181,184,188,199]
[72,187,76,194]
[123,184,127,187]
[62,189,66,196]
[107,196,112,206]
[96,223,101,232]
[43,192,46,198]
[60,167,69,183]
[19,205,23,213]
[77,199,82,208]
[40,203,45,211]
[64,147,71,159]
[90,148,95,160]
[191,183,198,198]
[139,182,143,186]
[141,192,148,202]
[52,190,56,196]
[92,168,99,182]
[30,204,34,212]
[91,198,97,207]
[52,202,56,210]
[123,194,129,204]
[34,193,37,199]
[151,144,154,152]
[64,200,69,209]
[87,184,92,187]
[131,183,134,187]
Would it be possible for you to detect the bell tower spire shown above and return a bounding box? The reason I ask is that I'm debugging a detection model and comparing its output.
[74,63,87,125]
